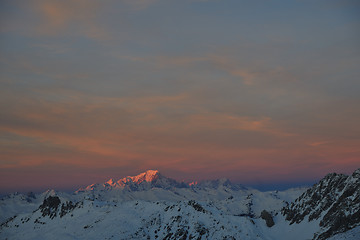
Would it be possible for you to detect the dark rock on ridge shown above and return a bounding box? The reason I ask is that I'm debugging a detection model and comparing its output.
[261,210,274,227]
[39,196,61,219]
[282,168,360,240]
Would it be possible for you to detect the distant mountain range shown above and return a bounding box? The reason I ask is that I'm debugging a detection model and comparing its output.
[1,168,359,240]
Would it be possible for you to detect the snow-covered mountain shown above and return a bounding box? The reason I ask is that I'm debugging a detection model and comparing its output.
[75,170,188,201]
[1,169,359,240]
[282,169,360,240]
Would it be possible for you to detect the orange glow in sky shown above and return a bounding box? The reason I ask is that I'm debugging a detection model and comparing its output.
[0,0,359,193]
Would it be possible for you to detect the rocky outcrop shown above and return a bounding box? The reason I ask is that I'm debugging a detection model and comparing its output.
[282,168,360,240]
[39,196,61,219]
[261,210,274,227]
[39,196,80,219]
[188,200,208,214]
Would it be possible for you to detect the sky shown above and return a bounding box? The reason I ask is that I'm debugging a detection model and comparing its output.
[0,0,359,193]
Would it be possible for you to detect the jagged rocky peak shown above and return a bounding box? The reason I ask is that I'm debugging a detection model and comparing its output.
[77,169,250,194]
[39,196,61,219]
[122,169,161,184]
[105,178,116,185]
[43,189,57,197]
[38,195,80,219]
[76,170,187,193]
[104,170,161,186]
[282,168,360,240]
[196,177,246,191]
[352,168,360,178]
[197,178,232,188]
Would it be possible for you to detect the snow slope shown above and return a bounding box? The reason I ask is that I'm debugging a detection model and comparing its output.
[1,169,359,240]
[283,169,360,240]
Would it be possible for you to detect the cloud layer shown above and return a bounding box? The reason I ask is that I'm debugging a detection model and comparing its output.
[0,0,359,192]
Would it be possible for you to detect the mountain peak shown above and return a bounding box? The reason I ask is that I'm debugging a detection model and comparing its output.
[352,168,360,178]
[129,170,160,184]
[282,168,360,240]
[106,178,116,185]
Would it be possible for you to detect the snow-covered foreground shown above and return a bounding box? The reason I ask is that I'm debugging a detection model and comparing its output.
[327,226,360,240]
[1,169,359,240]
[1,198,316,240]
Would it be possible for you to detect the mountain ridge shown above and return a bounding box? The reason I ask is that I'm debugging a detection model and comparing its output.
[282,168,360,240]
[1,168,359,240]
[77,169,247,194]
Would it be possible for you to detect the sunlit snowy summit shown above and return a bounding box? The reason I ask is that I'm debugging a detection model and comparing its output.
[76,170,188,196]
[1,169,360,240]
[104,169,162,186]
